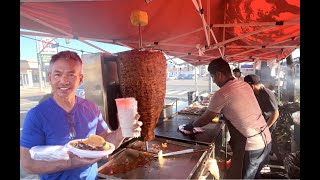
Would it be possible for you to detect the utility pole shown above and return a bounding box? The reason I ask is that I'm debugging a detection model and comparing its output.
[285,54,295,102]
[35,36,44,92]
[36,37,57,92]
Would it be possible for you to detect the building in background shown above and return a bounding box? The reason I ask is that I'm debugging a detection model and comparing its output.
[20,60,39,87]
[239,63,255,76]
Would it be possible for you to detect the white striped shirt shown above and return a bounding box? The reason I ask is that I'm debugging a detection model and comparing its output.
[208,79,271,150]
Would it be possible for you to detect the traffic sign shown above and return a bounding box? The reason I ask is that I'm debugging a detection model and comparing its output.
[40,54,53,63]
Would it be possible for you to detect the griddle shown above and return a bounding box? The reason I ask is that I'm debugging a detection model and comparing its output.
[154,114,224,145]
[98,137,211,179]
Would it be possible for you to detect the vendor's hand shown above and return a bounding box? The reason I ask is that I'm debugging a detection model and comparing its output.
[178,123,194,135]
[133,113,143,136]
[67,151,103,169]
[178,123,205,135]
[183,123,194,131]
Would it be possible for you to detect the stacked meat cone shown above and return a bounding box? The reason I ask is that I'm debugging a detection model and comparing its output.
[117,50,166,141]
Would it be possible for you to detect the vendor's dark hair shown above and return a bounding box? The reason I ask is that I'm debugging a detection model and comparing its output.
[233,68,241,73]
[207,57,232,75]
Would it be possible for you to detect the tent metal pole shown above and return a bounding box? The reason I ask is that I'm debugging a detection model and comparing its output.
[211,26,277,49]
[192,0,210,47]
[161,28,203,43]
[192,25,278,56]
[162,50,215,58]
[209,20,299,28]
[79,40,114,55]
[277,61,281,101]
[21,13,115,54]
[256,50,282,57]
[225,45,299,49]
[166,54,189,61]
[21,0,108,2]
[20,30,116,44]
[207,0,211,45]
[21,12,73,37]
[222,0,227,57]
[225,35,300,58]
[227,48,261,58]
[138,24,142,48]
[195,66,198,97]
[20,31,70,39]
[117,40,196,48]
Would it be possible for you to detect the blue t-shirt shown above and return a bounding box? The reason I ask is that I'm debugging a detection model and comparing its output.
[20,96,108,180]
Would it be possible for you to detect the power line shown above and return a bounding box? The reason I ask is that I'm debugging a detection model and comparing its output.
[20,35,95,54]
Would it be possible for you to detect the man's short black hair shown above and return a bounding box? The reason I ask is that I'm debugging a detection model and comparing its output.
[49,50,83,72]
[207,57,232,75]
[50,50,82,65]
[244,74,261,85]
[233,68,241,73]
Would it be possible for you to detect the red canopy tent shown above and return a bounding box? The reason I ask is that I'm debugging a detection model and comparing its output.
[20,0,300,66]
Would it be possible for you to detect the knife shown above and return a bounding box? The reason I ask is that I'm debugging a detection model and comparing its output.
[155,148,209,158]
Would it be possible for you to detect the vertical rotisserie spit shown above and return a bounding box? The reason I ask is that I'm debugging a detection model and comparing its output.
[117,50,166,141]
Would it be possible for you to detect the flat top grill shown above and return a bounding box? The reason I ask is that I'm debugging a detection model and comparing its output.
[154,114,224,145]
[98,137,211,179]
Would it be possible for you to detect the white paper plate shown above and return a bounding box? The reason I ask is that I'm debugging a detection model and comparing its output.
[66,139,115,158]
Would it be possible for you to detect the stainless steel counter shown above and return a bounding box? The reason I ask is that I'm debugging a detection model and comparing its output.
[98,137,213,179]
[98,114,224,179]
[155,114,224,145]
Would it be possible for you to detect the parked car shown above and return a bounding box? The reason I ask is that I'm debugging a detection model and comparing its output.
[76,83,85,98]
[167,75,177,80]
[176,74,187,80]
[185,74,195,79]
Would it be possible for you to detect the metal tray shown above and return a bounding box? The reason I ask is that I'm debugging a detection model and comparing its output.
[98,138,210,179]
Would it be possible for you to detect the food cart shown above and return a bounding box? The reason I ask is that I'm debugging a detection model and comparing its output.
[80,52,224,179]
[20,1,300,179]
[97,112,224,179]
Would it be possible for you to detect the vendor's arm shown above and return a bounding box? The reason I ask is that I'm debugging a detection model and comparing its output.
[266,110,279,128]
[264,88,280,128]
[192,109,218,127]
[183,91,225,131]
[20,146,102,174]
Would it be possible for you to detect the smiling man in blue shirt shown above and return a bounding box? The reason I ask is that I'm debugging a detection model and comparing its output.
[20,51,142,180]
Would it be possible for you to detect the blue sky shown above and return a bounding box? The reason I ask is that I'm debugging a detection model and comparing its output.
[20,35,132,61]
[20,28,186,65]
[20,33,185,65]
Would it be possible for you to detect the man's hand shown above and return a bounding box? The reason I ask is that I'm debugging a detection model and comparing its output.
[183,123,194,131]
[178,123,194,135]
[133,113,143,136]
[67,151,103,169]
[178,122,205,135]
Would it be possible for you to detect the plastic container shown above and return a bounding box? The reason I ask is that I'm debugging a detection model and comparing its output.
[217,154,232,170]
[30,145,69,161]
[159,104,173,119]
[115,97,139,137]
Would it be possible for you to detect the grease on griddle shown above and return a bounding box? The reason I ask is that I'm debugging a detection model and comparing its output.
[100,152,154,175]
[152,144,161,151]
[130,142,167,154]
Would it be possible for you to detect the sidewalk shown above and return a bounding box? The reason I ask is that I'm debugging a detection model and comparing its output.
[20,86,51,98]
